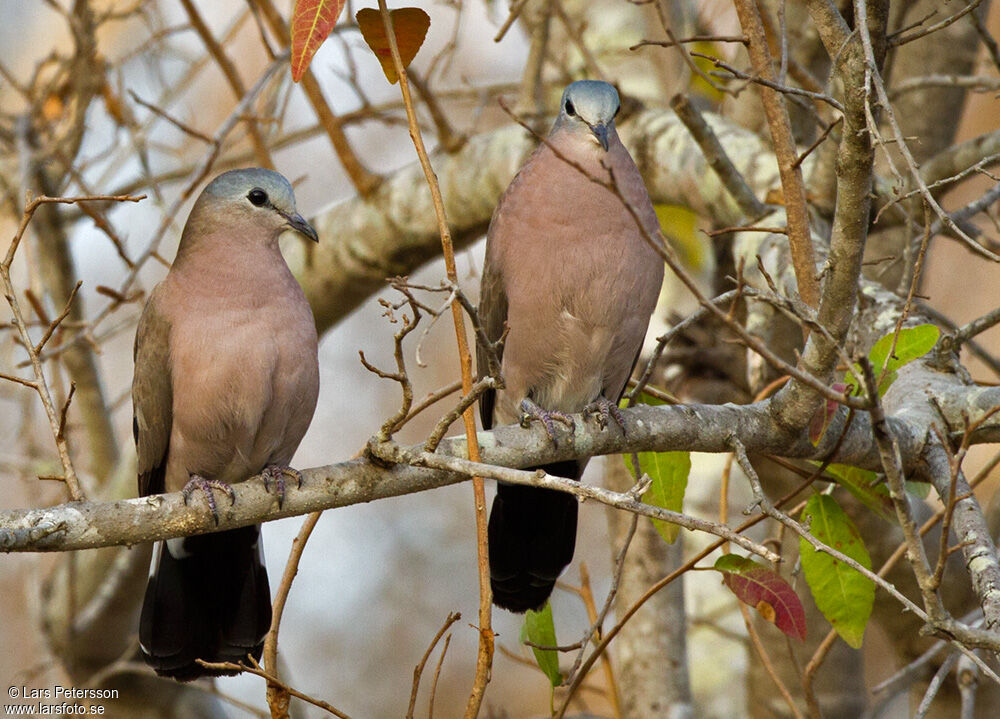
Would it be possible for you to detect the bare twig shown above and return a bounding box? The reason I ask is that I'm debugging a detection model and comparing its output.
[740,602,805,719]
[554,473,822,718]
[890,0,985,46]
[402,380,463,426]
[196,658,354,719]
[179,0,273,167]
[914,653,960,718]
[576,563,622,719]
[263,510,323,719]
[250,0,379,196]
[690,52,844,112]
[802,628,839,719]
[427,632,452,719]
[493,0,531,43]
[1,193,143,500]
[630,34,748,50]
[128,90,214,144]
[423,377,496,453]
[394,447,780,563]
[407,612,461,719]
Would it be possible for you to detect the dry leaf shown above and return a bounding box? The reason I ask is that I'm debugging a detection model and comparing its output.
[356,7,430,84]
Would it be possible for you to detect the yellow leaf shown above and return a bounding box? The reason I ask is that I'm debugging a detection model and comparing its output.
[654,204,706,271]
[356,7,431,84]
[688,41,725,103]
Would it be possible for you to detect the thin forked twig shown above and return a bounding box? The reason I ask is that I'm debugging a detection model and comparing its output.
[196,658,354,719]
[407,612,461,719]
[427,631,452,719]
[731,0,820,308]
[2,193,143,500]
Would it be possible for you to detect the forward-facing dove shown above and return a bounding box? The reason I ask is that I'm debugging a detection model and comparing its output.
[478,81,664,612]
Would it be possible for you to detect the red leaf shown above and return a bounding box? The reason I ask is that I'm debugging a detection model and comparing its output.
[356,7,431,84]
[809,382,847,446]
[715,554,807,641]
[290,0,347,82]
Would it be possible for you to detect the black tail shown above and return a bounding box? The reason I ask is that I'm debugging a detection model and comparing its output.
[140,525,271,681]
[488,460,583,613]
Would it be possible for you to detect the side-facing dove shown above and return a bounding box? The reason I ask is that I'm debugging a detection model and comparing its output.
[478,81,664,612]
[133,168,320,679]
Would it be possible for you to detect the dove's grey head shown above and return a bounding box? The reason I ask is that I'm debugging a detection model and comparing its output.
[551,80,621,152]
[185,168,318,246]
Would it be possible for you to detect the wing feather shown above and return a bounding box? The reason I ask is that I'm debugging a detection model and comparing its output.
[476,250,508,430]
[133,287,173,496]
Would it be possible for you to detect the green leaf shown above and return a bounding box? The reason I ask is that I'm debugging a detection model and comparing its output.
[906,481,932,499]
[625,450,690,543]
[845,324,940,396]
[822,463,894,522]
[626,390,666,408]
[799,495,875,648]
[521,602,562,687]
[714,554,807,640]
[868,324,940,395]
[624,392,690,543]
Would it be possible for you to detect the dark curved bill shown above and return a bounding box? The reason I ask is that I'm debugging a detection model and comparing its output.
[281,211,319,243]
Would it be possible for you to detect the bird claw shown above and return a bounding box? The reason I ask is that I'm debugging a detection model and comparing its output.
[583,396,626,434]
[519,398,575,445]
[181,474,236,526]
[260,465,302,509]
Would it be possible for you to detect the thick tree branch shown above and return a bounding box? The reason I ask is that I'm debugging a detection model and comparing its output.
[922,446,1000,633]
[3,384,1000,554]
[769,0,887,431]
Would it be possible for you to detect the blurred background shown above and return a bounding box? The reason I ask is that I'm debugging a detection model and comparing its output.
[0,1,998,717]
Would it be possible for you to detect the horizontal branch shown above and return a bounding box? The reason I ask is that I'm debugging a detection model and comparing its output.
[4,387,999,554]
[391,446,779,562]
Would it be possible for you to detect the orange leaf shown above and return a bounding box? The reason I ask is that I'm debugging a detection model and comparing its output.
[755,599,776,624]
[290,0,347,82]
[101,82,129,126]
[42,93,65,122]
[356,7,430,84]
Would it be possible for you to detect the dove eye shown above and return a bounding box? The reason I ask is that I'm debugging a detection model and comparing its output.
[565,100,576,117]
[247,188,268,207]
